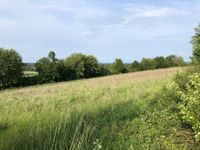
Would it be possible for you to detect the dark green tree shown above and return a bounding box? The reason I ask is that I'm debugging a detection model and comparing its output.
[0,48,23,88]
[192,24,200,63]
[140,58,156,70]
[131,60,140,71]
[83,55,99,78]
[48,51,57,62]
[64,53,99,79]
[111,58,127,74]
[165,55,177,67]
[98,64,110,76]
[154,56,166,68]
[35,51,64,82]
[165,55,185,67]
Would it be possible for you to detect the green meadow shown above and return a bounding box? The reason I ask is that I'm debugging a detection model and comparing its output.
[0,67,194,150]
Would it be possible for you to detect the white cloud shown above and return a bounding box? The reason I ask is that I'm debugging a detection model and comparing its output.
[123,4,187,17]
[120,4,188,25]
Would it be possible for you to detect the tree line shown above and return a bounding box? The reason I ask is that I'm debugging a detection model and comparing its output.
[0,48,187,89]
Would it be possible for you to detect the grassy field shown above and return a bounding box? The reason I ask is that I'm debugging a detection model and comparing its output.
[0,67,194,149]
[23,71,38,77]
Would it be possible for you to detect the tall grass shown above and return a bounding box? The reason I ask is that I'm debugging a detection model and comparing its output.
[0,68,192,149]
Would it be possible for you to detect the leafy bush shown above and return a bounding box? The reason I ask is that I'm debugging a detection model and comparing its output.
[0,48,23,88]
[111,58,127,74]
[19,76,42,86]
[176,73,200,141]
[131,60,140,71]
[165,55,185,67]
[171,24,200,142]
[97,64,111,76]
[140,58,156,70]
[154,56,166,68]
[174,66,200,91]
[36,51,66,82]
[192,24,200,63]
[173,66,200,142]
[64,53,99,79]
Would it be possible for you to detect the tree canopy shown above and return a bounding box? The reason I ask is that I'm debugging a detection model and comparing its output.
[0,48,23,88]
[131,60,140,71]
[111,58,127,74]
[140,58,156,70]
[64,53,99,79]
[192,24,200,63]
[35,51,65,82]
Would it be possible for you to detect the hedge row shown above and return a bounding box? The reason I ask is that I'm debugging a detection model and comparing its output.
[0,49,187,89]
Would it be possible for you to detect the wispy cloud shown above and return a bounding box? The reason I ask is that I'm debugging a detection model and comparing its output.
[123,4,186,17]
[120,4,188,25]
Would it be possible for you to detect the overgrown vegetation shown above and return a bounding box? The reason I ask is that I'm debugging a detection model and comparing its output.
[0,46,186,89]
[1,22,200,150]
[110,58,127,74]
[36,51,66,82]
[176,72,200,141]
[170,24,200,144]
[192,24,200,63]
[1,68,193,150]
[63,53,100,79]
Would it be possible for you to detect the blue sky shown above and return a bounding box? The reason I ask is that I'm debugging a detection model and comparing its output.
[0,0,200,63]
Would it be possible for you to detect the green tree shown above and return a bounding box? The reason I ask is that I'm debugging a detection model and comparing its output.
[174,56,185,66]
[48,51,56,62]
[154,56,166,68]
[84,55,99,78]
[111,58,127,74]
[192,24,200,63]
[165,55,185,67]
[64,53,99,79]
[165,55,177,67]
[131,60,140,71]
[35,51,64,82]
[140,58,156,70]
[98,64,110,76]
[0,48,23,88]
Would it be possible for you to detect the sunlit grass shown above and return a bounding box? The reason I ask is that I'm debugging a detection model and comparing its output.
[23,71,38,77]
[0,67,189,149]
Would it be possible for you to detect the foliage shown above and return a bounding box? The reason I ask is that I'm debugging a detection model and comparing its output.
[83,54,100,78]
[0,48,187,89]
[171,24,200,143]
[192,24,200,63]
[175,56,185,66]
[36,57,52,81]
[48,51,56,62]
[165,55,185,67]
[154,56,166,68]
[140,58,156,70]
[64,53,99,79]
[165,55,177,67]
[131,60,140,71]
[19,76,42,86]
[116,84,194,149]
[174,66,200,91]
[98,64,111,76]
[175,71,200,142]
[35,51,65,82]
[0,48,23,88]
[110,58,127,74]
